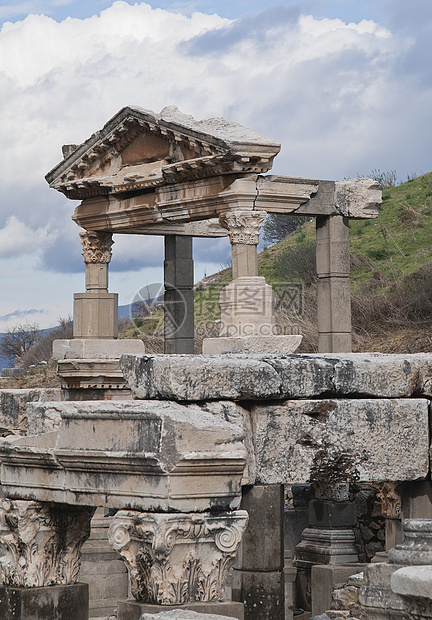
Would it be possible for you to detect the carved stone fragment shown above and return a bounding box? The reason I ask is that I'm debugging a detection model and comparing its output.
[334,178,381,219]
[80,230,114,263]
[218,210,266,245]
[376,482,402,520]
[108,510,248,605]
[0,499,95,587]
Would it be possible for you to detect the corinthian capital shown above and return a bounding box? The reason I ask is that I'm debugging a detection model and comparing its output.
[219,209,266,245]
[80,230,114,264]
[108,510,248,605]
[0,499,95,587]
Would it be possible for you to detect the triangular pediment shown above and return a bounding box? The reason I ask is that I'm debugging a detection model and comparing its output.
[46,106,281,199]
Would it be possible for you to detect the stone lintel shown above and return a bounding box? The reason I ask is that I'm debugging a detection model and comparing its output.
[294,177,381,219]
[71,174,363,232]
[119,352,432,401]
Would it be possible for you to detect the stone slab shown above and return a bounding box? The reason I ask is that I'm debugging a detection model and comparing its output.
[0,583,89,620]
[120,354,283,401]
[359,562,406,611]
[202,335,302,354]
[117,601,243,620]
[251,398,429,484]
[0,388,62,436]
[53,338,145,360]
[120,353,432,401]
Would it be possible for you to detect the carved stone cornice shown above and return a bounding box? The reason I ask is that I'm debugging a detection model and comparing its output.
[0,499,95,587]
[108,510,248,605]
[80,230,113,263]
[219,210,266,245]
[46,106,280,200]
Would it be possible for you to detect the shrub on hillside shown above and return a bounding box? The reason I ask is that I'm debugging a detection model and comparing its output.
[274,240,317,286]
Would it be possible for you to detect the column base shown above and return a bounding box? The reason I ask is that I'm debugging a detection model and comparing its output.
[117,600,244,620]
[0,583,89,620]
[202,335,302,354]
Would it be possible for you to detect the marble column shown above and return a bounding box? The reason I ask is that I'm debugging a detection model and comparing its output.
[73,230,118,339]
[202,209,301,354]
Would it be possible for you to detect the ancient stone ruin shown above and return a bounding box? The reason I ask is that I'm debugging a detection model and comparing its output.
[0,106,431,620]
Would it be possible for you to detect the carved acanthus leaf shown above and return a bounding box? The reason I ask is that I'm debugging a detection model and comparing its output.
[218,210,266,245]
[108,510,248,605]
[0,499,95,587]
[80,231,114,263]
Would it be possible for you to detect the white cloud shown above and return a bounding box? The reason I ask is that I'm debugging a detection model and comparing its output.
[0,216,57,258]
[0,0,431,276]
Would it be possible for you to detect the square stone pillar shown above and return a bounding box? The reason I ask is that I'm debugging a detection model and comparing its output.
[164,235,194,354]
[316,215,352,352]
[232,485,285,620]
[73,230,118,339]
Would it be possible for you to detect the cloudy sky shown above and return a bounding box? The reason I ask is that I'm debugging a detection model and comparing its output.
[0,0,431,330]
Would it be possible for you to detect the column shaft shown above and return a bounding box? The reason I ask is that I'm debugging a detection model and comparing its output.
[164,235,194,354]
[316,215,352,352]
[232,484,285,620]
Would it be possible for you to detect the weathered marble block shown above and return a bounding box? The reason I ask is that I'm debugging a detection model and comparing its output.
[251,398,429,484]
[120,353,432,401]
[0,400,249,512]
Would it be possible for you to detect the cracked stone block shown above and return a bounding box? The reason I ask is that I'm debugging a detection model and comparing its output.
[251,398,429,484]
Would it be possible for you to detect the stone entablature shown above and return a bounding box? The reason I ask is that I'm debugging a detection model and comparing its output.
[0,400,248,512]
[46,106,381,233]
